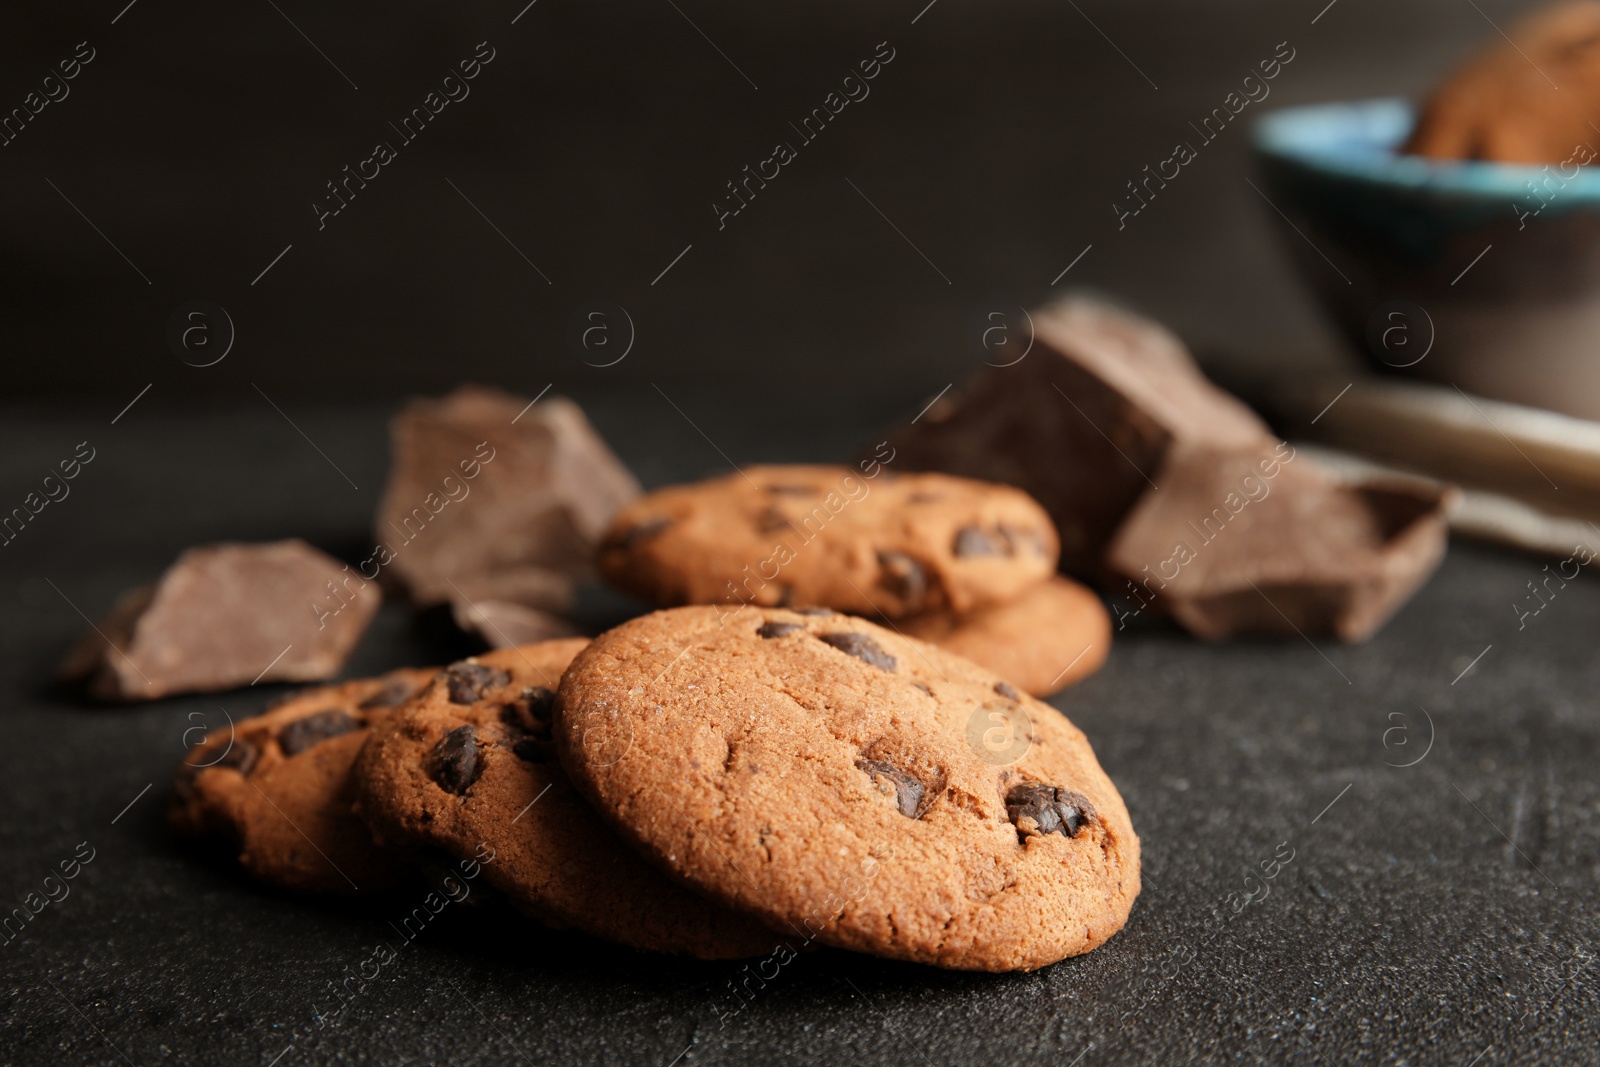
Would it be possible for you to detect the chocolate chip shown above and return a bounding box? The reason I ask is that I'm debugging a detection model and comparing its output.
[792,607,834,616]
[499,686,556,733]
[994,681,1022,701]
[428,725,483,794]
[757,621,804,639]
[443,661,511,705]
[907,492,943,504]
[1005,782,1094,840]
[856,758,925,818]
[953,526,1002,557]
[911,681,933,696]
[764,483,817,495]
[278,709,361,756]
[214,742,257,777]
[756,506,793,533]
[876,551,927,610]
[359,677,420,709]
[603,517,672,552]
[818,632,897,672]
[999,524,1048,556]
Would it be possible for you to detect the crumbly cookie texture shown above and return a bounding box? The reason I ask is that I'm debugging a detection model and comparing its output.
[598,465,1059,618]
[898,576,1111,697]
[555,606,1140,972]
[351,640,780,959]
[169,667,437,894]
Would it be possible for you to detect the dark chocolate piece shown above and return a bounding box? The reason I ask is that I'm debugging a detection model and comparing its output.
[1005,782,1094,840]
[57,541,380,701]
[818,632,897,672]
[277,709,360,756]
[855,758,925,818]
[429,725,483,794]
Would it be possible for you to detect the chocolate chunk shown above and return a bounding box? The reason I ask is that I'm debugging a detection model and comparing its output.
[818,632,897,672]
[907,492,943,504]
[993,681,1022,701]
[213,738,258,776]
[911,681,934,696]
[1005,782,1094,840]
[878,297,1275,575]
[428,726,483,794]
[999,525,1048,556]
[57,541,380,701]
[755,506,793,534]
[953,526,1002,557]
[277,709,360,756]
[499,687,556,732]
[792,606,834,616]
[359,677,420,709]
[377,386,640,606]
[443,661,512,705]
[764,483,817,495]
[876,551,927,611]
[605,517,672,552]
[856,758,925,818]
[450,598,580,650]
[1105,445,1454,640]
[757,621,804,639]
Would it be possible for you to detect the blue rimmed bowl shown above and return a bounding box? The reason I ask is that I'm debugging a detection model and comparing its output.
[1253,98,1600,419]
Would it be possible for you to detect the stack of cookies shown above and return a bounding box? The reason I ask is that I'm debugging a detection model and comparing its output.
[172,616,1140,971]
[596,464,1112,697]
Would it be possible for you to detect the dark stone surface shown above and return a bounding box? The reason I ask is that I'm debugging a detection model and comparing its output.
[1,394,1595,1065]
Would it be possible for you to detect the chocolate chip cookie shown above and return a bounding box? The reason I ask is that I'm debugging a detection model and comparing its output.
[169,667,436,894]
[898,576,1111,697]
[555,606,1139,971]
[598,465,1058,617]
[352,640,779,958]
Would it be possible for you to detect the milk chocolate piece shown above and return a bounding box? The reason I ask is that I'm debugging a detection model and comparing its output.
[375,385,639,608]
[1105,445,1455,641]
[59,540,380,701]
[882,298,1274,573]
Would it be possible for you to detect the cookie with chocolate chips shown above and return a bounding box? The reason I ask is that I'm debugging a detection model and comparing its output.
[898,576,1112,697]
[598,465,1058,617]
[169,667,436,894]
[555,606,1139,971]
[351,641,780,959]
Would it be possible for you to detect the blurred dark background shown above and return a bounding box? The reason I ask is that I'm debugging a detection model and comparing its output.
[0,0,1546,403]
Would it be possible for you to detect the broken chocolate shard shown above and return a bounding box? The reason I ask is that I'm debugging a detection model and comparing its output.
[450,597,580,650]
[376,385,640,607]
[1105,444,1454,641]
[58,540,380,702]
[818,632,897,672]
[879,297,1274,575]
[856,758,925,818]
[1005,782,1094,840]
[429,725,483,794]
[277,709,361,756]
[994,681,1022,702]
[443,661,512,705]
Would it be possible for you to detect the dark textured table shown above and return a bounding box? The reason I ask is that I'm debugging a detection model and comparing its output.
[2,393,1596,1066]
